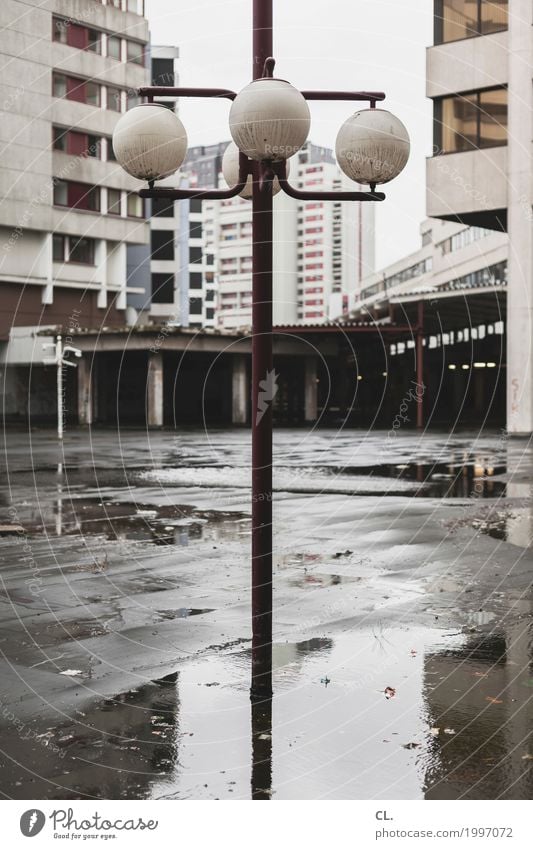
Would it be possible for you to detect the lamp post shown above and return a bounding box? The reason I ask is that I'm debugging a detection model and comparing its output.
[112,0,410,702]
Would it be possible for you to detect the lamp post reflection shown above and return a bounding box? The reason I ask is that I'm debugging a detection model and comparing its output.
[251,696,273,800]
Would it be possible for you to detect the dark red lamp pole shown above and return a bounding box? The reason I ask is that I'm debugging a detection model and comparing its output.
[128,1,409,703]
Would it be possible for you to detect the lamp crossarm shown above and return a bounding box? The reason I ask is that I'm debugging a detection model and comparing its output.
[139,150,252,200]
[271,161,385,202]
[136,86,386,106]
[134,82,388,202]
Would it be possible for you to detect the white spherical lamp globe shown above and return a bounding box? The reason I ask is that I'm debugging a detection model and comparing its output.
[112,104,187,181]
[221,142,290,199]
[335,109,410,185]
[229,78,310,162]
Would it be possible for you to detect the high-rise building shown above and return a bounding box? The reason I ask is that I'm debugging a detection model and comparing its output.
[425,1,533,432]
[200,141,375,329]
[0,0,150,413]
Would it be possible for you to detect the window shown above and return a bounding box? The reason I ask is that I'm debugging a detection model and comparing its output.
[69,236,95,264]
[86,81,100,107]
[107,86,122,112]
[87,30,102,54]
[87,135,100,158]
[151,230,174,260]
[106,138,116,161]
[190,272,203,289]
[53,127,102,157]
[152,57,174,86]
[107,36,122,60]
[107,188,122,215]
[53,17,102,52]
[189,297,202,315]
[190,198,202,214]
[52,73,67,98]
[151,273,174,303]
[54,180,100,211]
[53,180,68,206]
[127,40,144,65]
[53,18,67,43]
[53,74,101,106]
[53,234,65,262]
[52,127,67,152]
[189,221,202,239]
[151,197,174,217]
[436,1,508,45]
[206,308,214,320]
[127,91,141,109]
[190,247,202,264]
[435,87,507,153]
[127,193,144,217]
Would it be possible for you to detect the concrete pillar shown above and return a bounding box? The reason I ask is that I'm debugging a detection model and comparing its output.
[507,0,533,433]
[232,354,248,425]
[147,351,164,427]
[77,357,93,426]
[304,357,318,422]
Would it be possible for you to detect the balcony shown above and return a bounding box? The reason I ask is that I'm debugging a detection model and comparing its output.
[426,146,507,229]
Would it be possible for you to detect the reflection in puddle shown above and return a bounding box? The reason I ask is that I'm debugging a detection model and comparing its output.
[334,461,506,499]
[10,498,248,546]
[423,624,533,800]
[475,507,533,549]
[288,573,359,589]
[3,623,533,800]
[0,673,180,799]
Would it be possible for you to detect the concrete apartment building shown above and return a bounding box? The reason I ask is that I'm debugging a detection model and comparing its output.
[0,0,150,415]
[199,142,375,330]
[348,218,507,318]
[426,0,533,432]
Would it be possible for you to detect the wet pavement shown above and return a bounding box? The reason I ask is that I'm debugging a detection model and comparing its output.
[0,427,532,799]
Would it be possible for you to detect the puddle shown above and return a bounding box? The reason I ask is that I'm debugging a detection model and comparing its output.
[474,508,533,549]
[0,499,248,547]
[288,573,361,588]
[157,608,214,619]
[2,623,533,800]
[331,462,507,499]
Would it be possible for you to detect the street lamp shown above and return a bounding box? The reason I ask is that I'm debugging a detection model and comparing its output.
[112,0,410,703]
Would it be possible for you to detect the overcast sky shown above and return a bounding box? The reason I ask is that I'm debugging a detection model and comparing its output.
[145,0,433,268]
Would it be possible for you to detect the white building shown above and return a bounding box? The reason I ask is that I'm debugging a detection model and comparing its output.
[346,218,507,320]
[203,142,375,329]
[425,0,533,433]
[0,0,150,413]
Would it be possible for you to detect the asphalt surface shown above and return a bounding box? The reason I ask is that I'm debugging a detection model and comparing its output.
[0,426,532,799]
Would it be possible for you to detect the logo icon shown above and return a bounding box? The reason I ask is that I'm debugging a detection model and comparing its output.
[20,810,46,837]
[256,369,279,424]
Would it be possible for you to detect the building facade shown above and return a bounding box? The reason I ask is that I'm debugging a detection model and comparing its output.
[197,142,375,329]
[0,0,150,413]
[346,218,507,320]
[425,0,532,433]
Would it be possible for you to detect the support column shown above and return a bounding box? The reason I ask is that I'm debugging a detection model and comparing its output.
[147,351,164,427]
[416,301,425,429]
[77,356,93,426]
[507,0,533,433]
[232,354,248,424]
[304,357,318,422]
